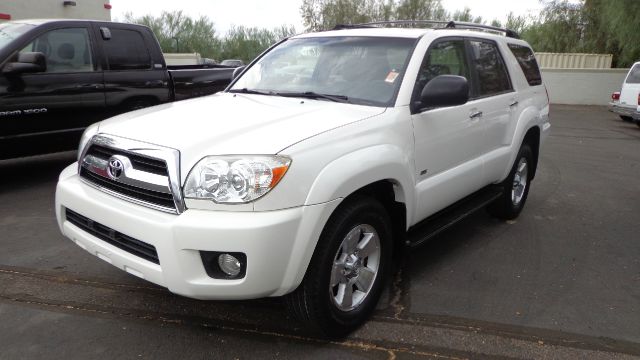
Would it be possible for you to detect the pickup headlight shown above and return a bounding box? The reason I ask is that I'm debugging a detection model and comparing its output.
[183,155,291,204]
[77,122,100,161]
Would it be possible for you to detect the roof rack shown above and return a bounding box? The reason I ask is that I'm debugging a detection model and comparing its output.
[332,20,520,39]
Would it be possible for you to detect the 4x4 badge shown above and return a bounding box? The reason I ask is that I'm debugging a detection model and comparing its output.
[107,157,124,180]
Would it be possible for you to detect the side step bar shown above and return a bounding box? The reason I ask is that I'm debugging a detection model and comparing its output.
[406,186,504,248]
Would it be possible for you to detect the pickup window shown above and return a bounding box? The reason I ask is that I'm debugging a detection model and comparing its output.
[103,29,152,71]
[0,22,34,50]
[20,28,94,73]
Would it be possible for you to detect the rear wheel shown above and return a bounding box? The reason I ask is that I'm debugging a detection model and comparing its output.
[285,196,392,338]
[488,143,533,220]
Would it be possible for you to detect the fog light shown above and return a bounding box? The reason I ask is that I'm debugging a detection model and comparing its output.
[218,253,241,277]
[200,251,246,279]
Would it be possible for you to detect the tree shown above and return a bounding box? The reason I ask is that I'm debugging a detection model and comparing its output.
[124,11,221,59]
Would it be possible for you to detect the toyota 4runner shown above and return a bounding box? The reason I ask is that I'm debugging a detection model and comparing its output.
[55,21,551,337]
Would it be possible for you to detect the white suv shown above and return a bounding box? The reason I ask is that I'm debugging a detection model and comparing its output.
[56,21,550,337]
[610,61,640,126]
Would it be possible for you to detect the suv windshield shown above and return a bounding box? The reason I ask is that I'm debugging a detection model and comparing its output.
[0,22,34,51]
[230,36,417,107]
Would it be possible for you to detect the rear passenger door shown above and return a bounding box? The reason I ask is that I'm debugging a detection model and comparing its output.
[95,24,170,115]
[466,38,516,159]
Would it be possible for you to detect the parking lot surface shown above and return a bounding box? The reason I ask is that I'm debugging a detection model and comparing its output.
[1,105,639,359]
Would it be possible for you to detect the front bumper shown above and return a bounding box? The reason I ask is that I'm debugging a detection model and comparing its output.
[55,164,339,300]
[608,102,640,120]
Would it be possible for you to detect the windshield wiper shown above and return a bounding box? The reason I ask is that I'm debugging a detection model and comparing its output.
[275,91,350,103]
[228,88,275,96]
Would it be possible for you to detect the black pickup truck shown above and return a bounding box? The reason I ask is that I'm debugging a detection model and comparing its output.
[0,19,236,159]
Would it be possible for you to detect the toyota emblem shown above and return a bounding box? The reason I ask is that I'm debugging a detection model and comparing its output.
[107,157,124,180]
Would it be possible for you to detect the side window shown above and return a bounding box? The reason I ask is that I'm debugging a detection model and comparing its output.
[507,44,542,86]
[625,64,640,84]
[20,28,94,73]
[102,29,151,70]
[469,40,512,97]
[414,39,470,100]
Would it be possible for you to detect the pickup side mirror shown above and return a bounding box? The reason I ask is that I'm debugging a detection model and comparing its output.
[232,66,246,80]
[2,52,47,75]
[419,75,469,110]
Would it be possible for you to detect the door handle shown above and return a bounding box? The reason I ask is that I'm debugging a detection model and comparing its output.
[469,110,483,119]
[509,100,519,107]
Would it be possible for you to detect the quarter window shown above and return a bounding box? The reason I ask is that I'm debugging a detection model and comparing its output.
[20,28,94,73]
[507,44,542,86]
[469,40,512,97]
[103,29,151,70]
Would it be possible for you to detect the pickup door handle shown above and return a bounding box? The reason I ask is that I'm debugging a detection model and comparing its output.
[76,84,101,89]
[469,110,483,119]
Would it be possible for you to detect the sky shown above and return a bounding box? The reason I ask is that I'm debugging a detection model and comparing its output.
[110,0,552,34]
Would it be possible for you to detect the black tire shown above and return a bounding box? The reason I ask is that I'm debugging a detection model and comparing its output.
[636,121,640,128]
[620,115,633,122]
[285,196,392,338]
[488,143,534,220]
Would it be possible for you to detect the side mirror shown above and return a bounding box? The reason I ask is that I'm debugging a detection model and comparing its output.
[2,52,46,75]
[232,65,246,80]
[419,75,469,110]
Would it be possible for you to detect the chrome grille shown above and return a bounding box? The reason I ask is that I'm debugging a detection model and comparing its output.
[79,134,185,214]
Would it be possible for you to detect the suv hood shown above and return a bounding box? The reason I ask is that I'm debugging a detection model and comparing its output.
[98,92,385,165]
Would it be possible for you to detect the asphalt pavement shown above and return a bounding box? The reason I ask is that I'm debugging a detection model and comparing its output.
[0,105,639,359]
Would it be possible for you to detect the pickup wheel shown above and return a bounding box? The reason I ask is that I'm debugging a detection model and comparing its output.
[620,115,633,122]
[285,196,392,338]
[488,143,533,220]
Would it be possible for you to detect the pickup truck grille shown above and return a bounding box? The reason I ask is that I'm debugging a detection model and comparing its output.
[65,208,160,265]
[79,135,184,214]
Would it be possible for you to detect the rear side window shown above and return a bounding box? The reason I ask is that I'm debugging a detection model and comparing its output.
[103,29,151,70]
[507,44,542,86]
[626,64,640,84]
[469,40,512,97]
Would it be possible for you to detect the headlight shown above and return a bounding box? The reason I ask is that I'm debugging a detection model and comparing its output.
[183,155,291,204]
[77,122,100,161]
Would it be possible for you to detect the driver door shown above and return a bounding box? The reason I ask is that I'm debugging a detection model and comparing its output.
[0,24,105,157]
[411,38,486,221]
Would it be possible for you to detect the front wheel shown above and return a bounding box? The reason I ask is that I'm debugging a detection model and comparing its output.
[488,143,534,220]
[285,196,392,338]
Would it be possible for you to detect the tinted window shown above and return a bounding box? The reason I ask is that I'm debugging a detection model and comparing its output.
[626,64,640,84]
[103,29,151,70]
[21,27,94,73]
[414,39,470,101]
[507,44,542,86]
[469,40,512,97]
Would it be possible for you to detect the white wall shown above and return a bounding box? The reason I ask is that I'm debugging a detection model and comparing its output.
[0,0,111,22]
[541,68,629,105]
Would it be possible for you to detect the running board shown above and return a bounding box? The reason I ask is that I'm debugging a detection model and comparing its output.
[406,186,504,248]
